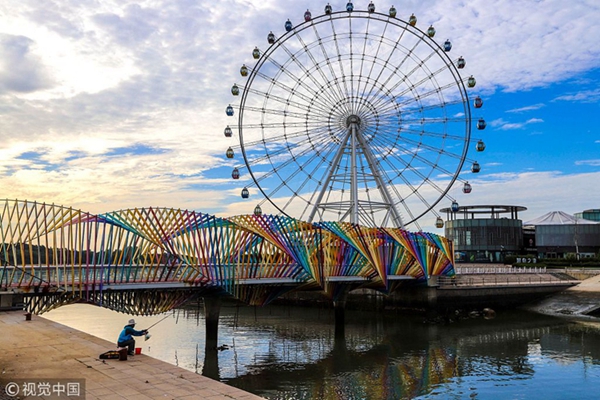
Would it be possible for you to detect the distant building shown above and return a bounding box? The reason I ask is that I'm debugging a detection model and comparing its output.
[574,209,600,222]
[440,205,526,263]
[524,211,600,259]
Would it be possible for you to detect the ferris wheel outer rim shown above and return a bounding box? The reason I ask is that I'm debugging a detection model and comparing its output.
[235,9,473,226]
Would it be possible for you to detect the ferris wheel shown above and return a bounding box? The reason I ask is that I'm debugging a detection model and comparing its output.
[224,2,486,229]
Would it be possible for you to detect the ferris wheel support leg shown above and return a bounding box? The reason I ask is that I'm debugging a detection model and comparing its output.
[307,129,352,223]
[354,130,405,229]
[350,123,359,225]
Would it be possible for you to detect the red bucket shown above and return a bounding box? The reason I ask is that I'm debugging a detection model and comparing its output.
[135,347,142,355]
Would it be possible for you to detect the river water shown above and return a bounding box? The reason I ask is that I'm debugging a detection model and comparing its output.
[45,303,600,399]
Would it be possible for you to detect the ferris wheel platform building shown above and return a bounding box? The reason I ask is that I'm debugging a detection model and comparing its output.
[224,1,486,232]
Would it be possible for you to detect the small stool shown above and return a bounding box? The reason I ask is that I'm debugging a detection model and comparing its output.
[117,347,128,361]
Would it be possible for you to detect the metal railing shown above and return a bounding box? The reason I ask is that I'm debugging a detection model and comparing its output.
[438,274,579,288]
[455,266,547,274]
[553,268,600,275]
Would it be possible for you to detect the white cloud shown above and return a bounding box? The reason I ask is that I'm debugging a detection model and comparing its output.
[553,89,600,103]
[525,118,544,124]
[506,104,545,113]
[575,159,600,167]
[490,117,543,130]
[499,122,526,130]
[0,34,54,92]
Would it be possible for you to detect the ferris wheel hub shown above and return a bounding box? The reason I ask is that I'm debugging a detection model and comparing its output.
[345,114,361,127]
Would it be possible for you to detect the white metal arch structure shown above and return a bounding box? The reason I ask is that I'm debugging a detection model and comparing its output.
[228,5,482,229]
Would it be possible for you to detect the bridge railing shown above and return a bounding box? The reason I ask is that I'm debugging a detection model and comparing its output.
[438,274,579,288]
[0,264,187,290]
[455,266,547,274]
[552,268,600,275]
[0,263,313,290]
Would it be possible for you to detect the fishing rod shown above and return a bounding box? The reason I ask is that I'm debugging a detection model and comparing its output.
[145,314,171,330]
[143,313,172,341]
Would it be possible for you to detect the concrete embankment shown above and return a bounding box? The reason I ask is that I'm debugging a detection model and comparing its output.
[525,273,600,319]
[274,273,579,313]
[0,311,264,400]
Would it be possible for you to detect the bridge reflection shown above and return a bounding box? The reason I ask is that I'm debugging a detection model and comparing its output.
[195,307,596,399]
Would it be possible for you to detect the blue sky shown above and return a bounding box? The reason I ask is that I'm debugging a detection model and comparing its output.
[0,0,598,232]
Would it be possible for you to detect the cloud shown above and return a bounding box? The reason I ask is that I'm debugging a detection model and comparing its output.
[490,117,543,130]
[499,122,525,130]
[553,89,600,103]
[506,104,545,113]
[525,118,544,124]
[575,159,600,167]
[0,34,54,92]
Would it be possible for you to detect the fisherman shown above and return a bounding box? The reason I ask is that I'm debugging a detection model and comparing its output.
[117,319,148,356]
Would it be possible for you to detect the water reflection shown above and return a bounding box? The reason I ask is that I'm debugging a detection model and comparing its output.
[45,303,600,400]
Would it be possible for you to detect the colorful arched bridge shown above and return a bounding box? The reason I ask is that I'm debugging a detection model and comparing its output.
[0,199,454,314]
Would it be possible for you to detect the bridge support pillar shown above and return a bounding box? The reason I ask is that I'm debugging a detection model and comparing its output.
[203,297,222,350]
[333,288,350,339]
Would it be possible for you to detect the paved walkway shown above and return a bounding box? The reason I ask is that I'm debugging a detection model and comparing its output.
[569,272,600,292]
[0,311,264,400]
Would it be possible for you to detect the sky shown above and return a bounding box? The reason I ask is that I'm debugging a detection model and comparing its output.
[0,0,599,233]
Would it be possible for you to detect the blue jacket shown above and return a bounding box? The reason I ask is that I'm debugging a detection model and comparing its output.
[118,325,145,343]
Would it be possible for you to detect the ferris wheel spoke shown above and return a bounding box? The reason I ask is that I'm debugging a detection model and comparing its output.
[348,14,358,110]
[327,17,352,104]
[397,127,470,144]
[269,41,344,112]
[373,69,458,117]
[361,35,424,109]
[249,131,337,184]
[242,84,333,118]
[293,27,348,108]
[371,132,466,169]
[368,52,439,113]
[399,116,469,125]
[390,73,459,113]
[309,24,353,115]
[240,104,311,120]
[237,125,330,151]
[399,98,467,117]
[251,67,330,113]
[239,132,330,168]
[397,80,460,109]
[357,18,391,101]
[255,139,340,211]
[367,140,464,199]
[240,121,327,130]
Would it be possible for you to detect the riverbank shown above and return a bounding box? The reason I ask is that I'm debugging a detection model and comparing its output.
[524,273,600,319]
[0,310,264,400]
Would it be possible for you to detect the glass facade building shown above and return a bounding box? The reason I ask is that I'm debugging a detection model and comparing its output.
[535,224,600,258]
[574,209,600,222]
[440,205,526,263]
